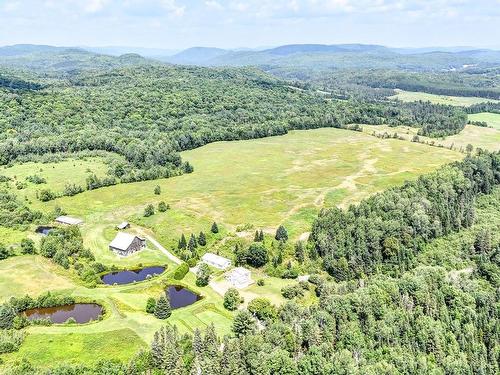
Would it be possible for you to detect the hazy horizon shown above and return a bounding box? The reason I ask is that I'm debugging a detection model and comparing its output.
[1,1,499,50]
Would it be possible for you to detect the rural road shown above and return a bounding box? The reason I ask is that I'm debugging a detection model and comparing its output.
[135,229,182,265]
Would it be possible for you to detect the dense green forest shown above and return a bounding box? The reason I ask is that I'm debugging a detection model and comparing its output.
[283,69,500,100]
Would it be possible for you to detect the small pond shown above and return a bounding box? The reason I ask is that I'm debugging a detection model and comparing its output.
[23,303,103,324]
[166,285,201,309]
[35,226,54,236]
[101,266,165,285]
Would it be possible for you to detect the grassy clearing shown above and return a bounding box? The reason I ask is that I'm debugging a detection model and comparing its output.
[1,157,109,205]
[389,89,499,106]
[32,128,462,246]
[468,112,500,130]
[2,329,144,367]
[364,124,500,153]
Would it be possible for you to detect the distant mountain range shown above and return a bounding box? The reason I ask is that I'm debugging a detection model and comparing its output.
[1,43,500,73]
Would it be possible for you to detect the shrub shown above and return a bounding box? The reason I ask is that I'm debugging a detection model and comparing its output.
[0,244,10,260]
[154,185,161,195]
[38,189,56,202]
[158,201,168,212]
[20,239,36,255]
[281,269,299,279]
[146,297,156,314]
[143,204,155,217]
[173,263,189,280]
[281,284,305,300]
[257,279,265,286]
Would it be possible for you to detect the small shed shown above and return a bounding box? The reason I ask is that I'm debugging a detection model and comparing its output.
[109,232,146,256]
[226,267,253,289]
[201,252,231,270]
[55,216,83,225]
[117,222,130,230]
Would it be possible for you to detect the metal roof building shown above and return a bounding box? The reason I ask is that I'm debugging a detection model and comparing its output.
[201,252,231,270]
[109,232,146,256]
[55,216,83,225]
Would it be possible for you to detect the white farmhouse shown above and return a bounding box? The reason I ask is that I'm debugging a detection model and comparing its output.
[201,252,231,270]
[226,267,253,289]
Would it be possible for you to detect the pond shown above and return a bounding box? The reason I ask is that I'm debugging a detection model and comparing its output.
[166,285,201,309]
[101,266,165,285]
[35,226,54,236]
[23,303,103,324]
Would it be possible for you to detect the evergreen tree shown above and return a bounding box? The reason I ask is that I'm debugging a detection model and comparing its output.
[275,225,289,242]
[294,241,305,264]
[254,230,260,242]
[158,201,168,212]
[198,231,207,246]
[154,185,161,195]
[259,230,264,241]
[178,234,187,250]
[203,323,219,357]
[192,328,204,358]
[196,263,211,287]
[154,295,171,319]
[234,243,248,266]
[188,234,198,252]
[211,222,219,234]
[232,310,256,337]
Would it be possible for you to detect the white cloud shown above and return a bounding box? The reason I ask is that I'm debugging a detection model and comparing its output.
[160,0,185,17]
[82,0,109,13]
[205,0,224,10]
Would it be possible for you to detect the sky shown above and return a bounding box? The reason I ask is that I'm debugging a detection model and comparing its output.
[1,0,500,50]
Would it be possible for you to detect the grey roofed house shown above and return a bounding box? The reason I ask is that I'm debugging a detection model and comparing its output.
[117,221,130,230]
[201,252,231,270]
[109,232,146,256]
[55,215,83,225]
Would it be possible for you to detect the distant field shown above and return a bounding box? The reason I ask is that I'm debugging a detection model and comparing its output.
[1,157,109,204]
[468,112,500,130]
[364,124,500,152]
[390,89,498,106]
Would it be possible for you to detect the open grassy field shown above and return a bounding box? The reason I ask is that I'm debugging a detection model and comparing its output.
[0,128,465,368]
[1,157,109,204]
[363,124,500,152]
[468,112,500,130]
[389,89,499,106]
[25,128,463,248]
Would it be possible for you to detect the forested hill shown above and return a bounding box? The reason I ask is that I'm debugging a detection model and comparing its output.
[163,44,500,72]
[0,45,157,74]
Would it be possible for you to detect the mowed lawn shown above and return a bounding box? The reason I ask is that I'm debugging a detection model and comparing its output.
[469,112,500,130]
[389,89,499,106]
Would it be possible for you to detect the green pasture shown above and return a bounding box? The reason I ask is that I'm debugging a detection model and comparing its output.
[469,112,500,130]
[24,128,462,247]
[1,158,109,204]
[389,89,499,106]
[363,124,500,152]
